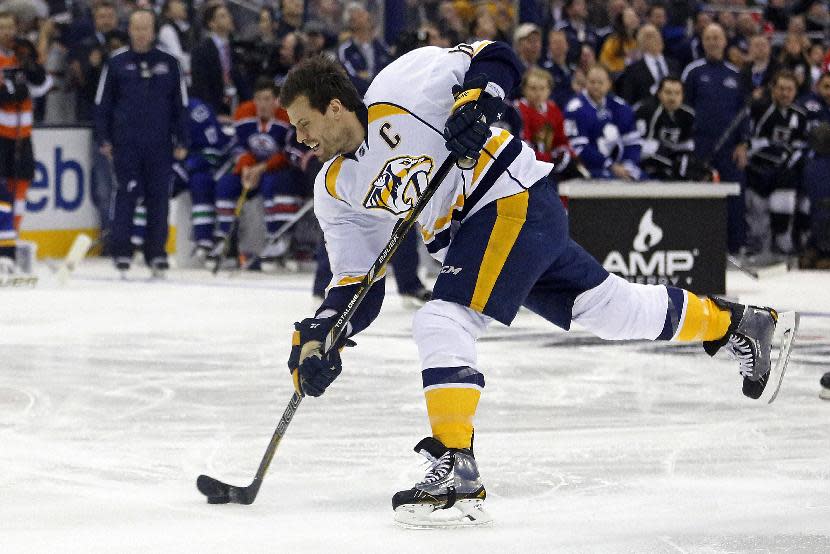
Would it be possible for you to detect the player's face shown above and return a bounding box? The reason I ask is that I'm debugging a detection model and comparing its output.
[658,81,683,111]
[0,16,16,49]
[287,95,347,161]
[772,78,797,108]
[585,68,610,102]
[818,77,830,104]
[523,75,551,106]
[254,90,276,119]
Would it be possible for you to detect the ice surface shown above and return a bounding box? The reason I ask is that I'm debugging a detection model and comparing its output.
[1,260,829,553]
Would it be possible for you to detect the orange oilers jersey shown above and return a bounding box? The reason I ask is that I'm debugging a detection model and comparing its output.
[0,47,33,140]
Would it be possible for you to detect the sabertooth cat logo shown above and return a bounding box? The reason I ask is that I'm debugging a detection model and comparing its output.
[363,155,434,215]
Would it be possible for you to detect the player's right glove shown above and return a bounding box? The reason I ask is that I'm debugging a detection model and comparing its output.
[287,317,356,397]
[443,77,505,165]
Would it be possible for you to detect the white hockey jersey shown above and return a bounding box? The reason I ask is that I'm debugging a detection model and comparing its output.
[314,42,553,290]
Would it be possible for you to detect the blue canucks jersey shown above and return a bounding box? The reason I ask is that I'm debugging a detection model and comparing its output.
[563,91,641,178]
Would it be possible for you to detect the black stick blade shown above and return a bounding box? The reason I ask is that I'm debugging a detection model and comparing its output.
[197,474,232,504]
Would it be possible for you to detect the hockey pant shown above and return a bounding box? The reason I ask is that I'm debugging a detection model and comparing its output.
[0,136,34,258]
[803,156,830,254]
[214,167,305,242]
[313,225,426,297]
[745,154,808,253]
[110,146,174,267]
[414,178,731,449]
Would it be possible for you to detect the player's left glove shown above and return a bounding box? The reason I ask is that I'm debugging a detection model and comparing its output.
[443,77,505,165]
[287,317,356,397]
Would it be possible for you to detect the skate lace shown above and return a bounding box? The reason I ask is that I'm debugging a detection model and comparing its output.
[419,452,453,485]
[726,334,755,377]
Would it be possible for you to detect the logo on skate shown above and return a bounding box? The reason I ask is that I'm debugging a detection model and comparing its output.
[603,208,696,286]
[364,155,434,215]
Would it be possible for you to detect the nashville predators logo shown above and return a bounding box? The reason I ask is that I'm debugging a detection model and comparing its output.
[363,155,434,215]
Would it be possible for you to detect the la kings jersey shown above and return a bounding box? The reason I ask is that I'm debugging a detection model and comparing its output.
[748,100,808,169]
[315,42,552,289]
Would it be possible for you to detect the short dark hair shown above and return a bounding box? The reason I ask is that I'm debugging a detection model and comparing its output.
[202,3,225,28]
[253,76,279,96]
[657,76,683,93]
[771,69,798,88]
[280,55,364,113]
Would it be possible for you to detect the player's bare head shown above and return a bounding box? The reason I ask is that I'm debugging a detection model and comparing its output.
[702,23,726,60]
[771,69,798,108]
[253,77,278,119]
[585,65,611,102]
[817,72,830,103]
[657,77,683,111]
[282,55,365,161]
[0,11,16,48]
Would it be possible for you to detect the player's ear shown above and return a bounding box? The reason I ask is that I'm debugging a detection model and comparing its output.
[328,98,343,118]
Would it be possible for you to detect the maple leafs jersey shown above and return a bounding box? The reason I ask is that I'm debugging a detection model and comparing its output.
[314,42,552,290]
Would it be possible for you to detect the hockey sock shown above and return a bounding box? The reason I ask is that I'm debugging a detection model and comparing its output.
[422,366,484,449]
[663,287,731,342]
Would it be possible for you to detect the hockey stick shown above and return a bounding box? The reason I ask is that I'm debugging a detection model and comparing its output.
[702,103,751,169]
[234,198,314,273]
[727,253,790,280]
[196,154,459,505]
[211,188,250,275]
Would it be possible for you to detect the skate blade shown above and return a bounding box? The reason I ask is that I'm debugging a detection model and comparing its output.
[393,499,493,529]
[758,311,799,404]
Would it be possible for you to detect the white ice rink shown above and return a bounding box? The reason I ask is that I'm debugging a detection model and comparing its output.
[1,260,829,553]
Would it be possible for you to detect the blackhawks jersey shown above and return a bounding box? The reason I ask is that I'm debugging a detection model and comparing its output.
[315,41,552,290]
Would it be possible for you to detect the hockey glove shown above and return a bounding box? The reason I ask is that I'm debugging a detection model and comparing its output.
[287,317,356,397]
[443,77,505,166]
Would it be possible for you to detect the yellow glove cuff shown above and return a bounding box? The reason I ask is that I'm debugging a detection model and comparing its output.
[451,88,483,114]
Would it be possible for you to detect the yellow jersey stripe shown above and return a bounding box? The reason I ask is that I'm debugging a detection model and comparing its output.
[469,191,528,312]
[472,129,511,184]
[472,40,494,56]
[421,194,465,241]
[368,103,409,123]
[325,156,345,201]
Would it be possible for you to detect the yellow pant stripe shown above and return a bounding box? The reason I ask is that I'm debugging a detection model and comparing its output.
[676,292,732,342]
[470,191,528,313]
[425,386,481,449]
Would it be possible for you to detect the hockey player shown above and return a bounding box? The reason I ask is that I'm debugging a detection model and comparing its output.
[279,44,795,528]
[634,77,711,181]
[563,64,641,180]
[742,70,809,256]
[0,11,48,275]
[211,78,306,271]
[176,97,235,261]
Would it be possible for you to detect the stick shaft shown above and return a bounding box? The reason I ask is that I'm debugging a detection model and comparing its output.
[323,155,457,354]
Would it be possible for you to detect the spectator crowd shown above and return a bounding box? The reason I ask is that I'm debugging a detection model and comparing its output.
[6,0,830,274]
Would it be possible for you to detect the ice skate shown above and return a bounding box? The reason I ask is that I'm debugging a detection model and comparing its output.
[703,297,799,403]
[392,437,492,529]
[150,258,169,280]
[0,256,36,287]
[820,372,830,400]
[259,236,291,273]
